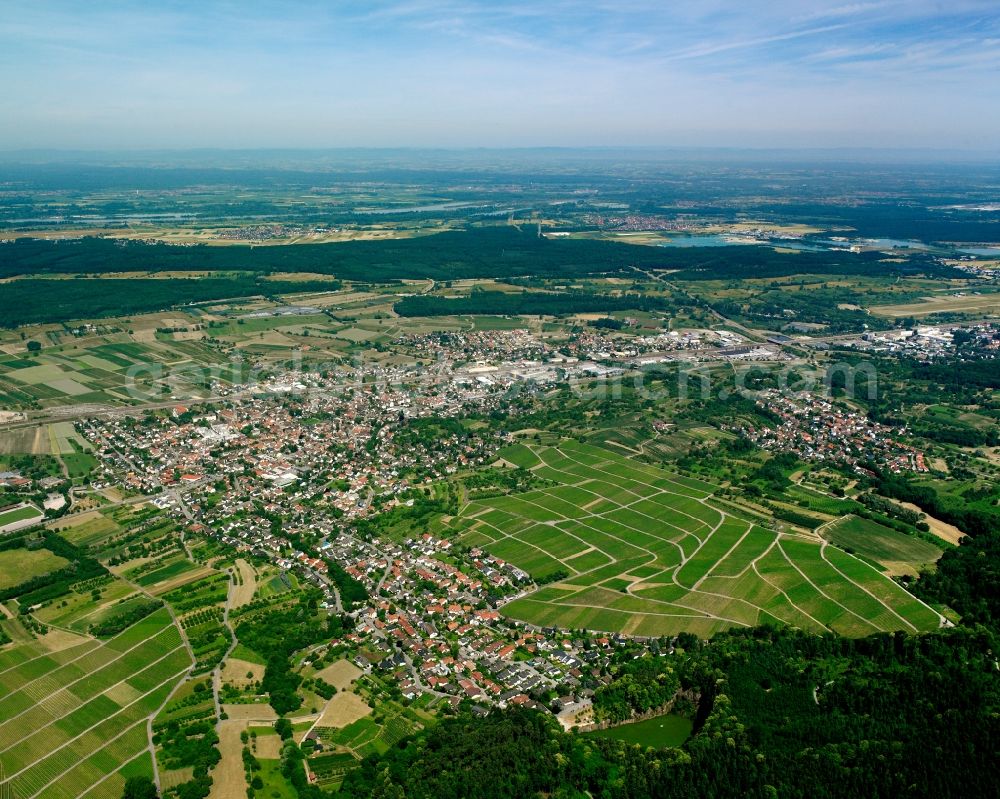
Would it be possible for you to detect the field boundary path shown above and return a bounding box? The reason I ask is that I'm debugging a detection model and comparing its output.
[207,562,249,799]
[451,440,944,639]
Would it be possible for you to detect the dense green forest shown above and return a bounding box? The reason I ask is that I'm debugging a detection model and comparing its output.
[591,655,681,724]
[669,250,954,282]
[394,290,671,317]
[324,561,368,610]
[0,228,671,280]
[1,229,964,326]
[740,201,1000,244]
[0,276,337,327]
[1,228,941,283]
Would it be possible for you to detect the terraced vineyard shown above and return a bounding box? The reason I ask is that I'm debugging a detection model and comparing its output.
[306,751,359,789]
[0,608,191,799]
[454,441,943,638]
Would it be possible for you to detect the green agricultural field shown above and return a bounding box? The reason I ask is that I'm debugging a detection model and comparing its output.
[822,515,943,574]
[53,512,120,547]
[134,557,199,588]
[0,608,190,799]
[453,441,943,638]
[33,577,137,631]
[0,329,298,411]
[77,751,155,799]
[0,547,69,590]
[308,751,358,788]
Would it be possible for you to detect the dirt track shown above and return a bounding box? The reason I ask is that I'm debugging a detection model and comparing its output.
[221,702,278,722]
[208,720,248,799]
[229,559,257,608]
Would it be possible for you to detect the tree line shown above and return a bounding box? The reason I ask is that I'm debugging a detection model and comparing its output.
[394,290,671,318]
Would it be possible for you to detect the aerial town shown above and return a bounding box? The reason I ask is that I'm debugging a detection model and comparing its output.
[72,350,638,726]
[736,389,929,474]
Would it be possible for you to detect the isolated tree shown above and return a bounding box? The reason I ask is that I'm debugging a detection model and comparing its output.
[274,717,293,740]
[26,340,41,352]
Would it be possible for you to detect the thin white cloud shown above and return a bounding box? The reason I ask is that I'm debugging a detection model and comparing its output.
[664,23,851,61]
[806,43,895,62]
[797,2,895,22]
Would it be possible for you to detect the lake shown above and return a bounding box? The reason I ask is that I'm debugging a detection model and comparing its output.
[657,234,827,252]
[583,713,693,748]
[958,246,1000,256]
[657,234,747,247]
[857,237,929,250]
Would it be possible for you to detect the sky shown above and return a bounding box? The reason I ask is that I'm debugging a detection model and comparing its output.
[1,1,999,151]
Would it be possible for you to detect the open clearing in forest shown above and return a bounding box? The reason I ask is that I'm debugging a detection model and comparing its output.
[0,607,190,799]
[451,441,944,638]
[898,502,966,545]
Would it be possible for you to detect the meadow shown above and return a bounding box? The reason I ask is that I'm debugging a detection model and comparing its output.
[869,288,1000,318]
[583,713,692,748]
[0,547,69,590]
[454,441,943,638]
[820,515,943,576]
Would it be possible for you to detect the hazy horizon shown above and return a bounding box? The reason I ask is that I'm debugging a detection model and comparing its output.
[2,1,999,151]
[2,146,1000,174]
